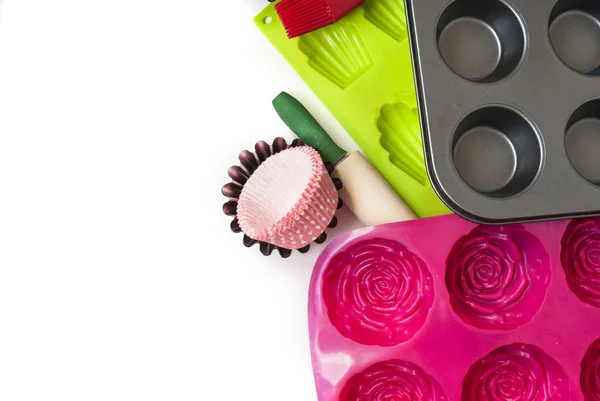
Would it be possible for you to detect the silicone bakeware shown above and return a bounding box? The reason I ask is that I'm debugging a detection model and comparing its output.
[405,0,600,223]
[255,0,450,218]
[309,214,600,400]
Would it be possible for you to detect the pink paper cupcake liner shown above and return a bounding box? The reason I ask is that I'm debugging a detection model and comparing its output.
[222,137,343,257]
[237,146,338,249]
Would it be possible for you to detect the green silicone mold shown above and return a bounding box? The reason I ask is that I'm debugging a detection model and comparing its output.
[255,0,450,217]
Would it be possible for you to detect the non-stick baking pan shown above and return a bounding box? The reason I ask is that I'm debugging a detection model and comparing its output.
[405,0,600,223]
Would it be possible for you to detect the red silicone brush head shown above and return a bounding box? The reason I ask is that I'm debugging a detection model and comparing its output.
[275,0,365,38]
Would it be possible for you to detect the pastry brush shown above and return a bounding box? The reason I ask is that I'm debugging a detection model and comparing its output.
[272,92,417,226]
[275,0,366,39]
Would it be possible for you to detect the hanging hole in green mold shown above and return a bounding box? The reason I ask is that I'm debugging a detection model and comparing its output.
[377,102,428,186]
[298,21,374,89]
[263,16,273,25]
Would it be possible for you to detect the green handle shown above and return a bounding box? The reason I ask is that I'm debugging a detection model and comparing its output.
[272,92,346,164]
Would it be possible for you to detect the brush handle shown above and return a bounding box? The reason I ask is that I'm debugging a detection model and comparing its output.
[336,152,417,226]
[272,92,346,164]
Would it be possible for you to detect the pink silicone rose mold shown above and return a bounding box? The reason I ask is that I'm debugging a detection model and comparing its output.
[462,343,570,401]
[445,225,551,330]
[561,217,600,307]
[322,238,434,347]
[340,359,448,401]
[581,338,600,401]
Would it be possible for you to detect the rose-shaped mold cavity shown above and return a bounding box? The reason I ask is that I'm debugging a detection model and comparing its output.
[462,343,570,401]
[322,238,434,347]
[340,359,448,401]
[581,338,600,401]
[561,217,600,307]
[446,225,551,330]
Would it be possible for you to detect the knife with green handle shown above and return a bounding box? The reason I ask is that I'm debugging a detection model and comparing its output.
[272,92,417,226]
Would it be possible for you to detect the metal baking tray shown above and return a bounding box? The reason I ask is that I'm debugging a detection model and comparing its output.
[404,0,600,223]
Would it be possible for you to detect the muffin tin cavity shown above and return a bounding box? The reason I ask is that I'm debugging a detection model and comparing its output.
[363,0,407,43]
[298,21,373,90]
[550,1,600,75]
[339,360,448,401]
[452,106,542,198]
[565,99,600,185]
[378,102,428,186]
[322,238,434,347]
[581,338,600,401]
[445,225,551,331]
[436,0,525,83]
[461,343,571,401]
[561,217,600,307]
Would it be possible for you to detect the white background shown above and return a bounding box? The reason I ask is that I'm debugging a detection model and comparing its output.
[0,1,364,400]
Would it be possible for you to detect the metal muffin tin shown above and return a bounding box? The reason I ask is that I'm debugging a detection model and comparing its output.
[405,0,600,223]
